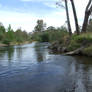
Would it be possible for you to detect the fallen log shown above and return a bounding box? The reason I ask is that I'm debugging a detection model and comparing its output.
[65,47,84,55]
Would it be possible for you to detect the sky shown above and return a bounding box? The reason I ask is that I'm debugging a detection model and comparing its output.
[0,0,89,32]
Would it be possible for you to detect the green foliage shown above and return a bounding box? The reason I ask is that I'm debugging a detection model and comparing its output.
[39,32,49,42]
[34,20,46,32]
[67,40,81,51]
[83,46,92,56]
[67,33,92,51]
[6,25,15,41]
[3,39,11,45]
[15,29,29,43]
[0,22,31,45]
[0,23,6,40]
[32,26,68,42]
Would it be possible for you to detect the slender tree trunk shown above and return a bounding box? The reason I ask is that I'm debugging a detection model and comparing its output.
[81,0,92,33]
[81,11,90,32]
[65,0,72,36]
[70,0,80,35]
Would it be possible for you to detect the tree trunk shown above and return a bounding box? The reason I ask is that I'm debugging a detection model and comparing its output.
[81,0,92,33]
[65,0,72,36]
[81,11,90,32]
[70,0,80,35]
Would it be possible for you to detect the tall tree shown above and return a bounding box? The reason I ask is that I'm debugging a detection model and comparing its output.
[82,0,92,32]
[0,22,6,40]
[34,20,46,32]
[56,0,72,36]
[57,0,72,36]
[65,0,72,36]
[0,22,5,33]
[70,0,80,35]
[7,24,15,41]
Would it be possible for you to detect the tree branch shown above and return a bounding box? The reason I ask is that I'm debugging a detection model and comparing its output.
[86,0,92,11]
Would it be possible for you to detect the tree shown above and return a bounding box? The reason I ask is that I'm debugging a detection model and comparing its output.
[22,30,29,41]
[15,28,23,42]
[82,0,92,33]
[7,24,15,41]
[0,22,5,33]
[57,0,72,36]
[65,0,72,36]
[87,18,92,32]
[70,0,80,35]
[34,20,46,32]
[47,26,56,31]
[0,22,6,40]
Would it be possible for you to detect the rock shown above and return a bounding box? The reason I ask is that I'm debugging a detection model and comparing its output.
[57,46,62,52]
[48,41,60,51]
[62,47,67,52]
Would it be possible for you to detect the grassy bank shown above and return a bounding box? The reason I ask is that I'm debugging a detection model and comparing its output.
[31,25,92,56]
[49,32,92,56]
[0,41,32,47]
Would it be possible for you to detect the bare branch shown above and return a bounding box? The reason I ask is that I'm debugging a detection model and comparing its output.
[56,1,65,9]
[86,0,92,11]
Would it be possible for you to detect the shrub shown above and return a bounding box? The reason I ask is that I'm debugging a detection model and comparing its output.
[3,39,11,45]
[83,45,92,56]
[67,33,92,51]
[40,32,49,42]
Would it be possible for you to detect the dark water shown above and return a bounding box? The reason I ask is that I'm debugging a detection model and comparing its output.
[0,42,92,92]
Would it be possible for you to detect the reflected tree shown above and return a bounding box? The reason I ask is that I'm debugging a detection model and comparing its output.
[34,43,45,62]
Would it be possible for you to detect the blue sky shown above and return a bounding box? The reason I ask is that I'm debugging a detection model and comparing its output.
[0,0,88,32]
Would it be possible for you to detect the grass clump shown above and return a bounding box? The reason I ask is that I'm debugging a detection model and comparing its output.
[82,45,92,56]
[67,33,92,51]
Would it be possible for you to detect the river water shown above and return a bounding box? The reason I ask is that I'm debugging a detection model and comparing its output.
[0,42,92,92]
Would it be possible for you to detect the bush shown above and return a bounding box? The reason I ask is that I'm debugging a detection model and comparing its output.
[83,46,92,56]
[40,32,49,42]
[32,28,68,43]
[3,39,11,45]
[67,40,81,51]
[67,33,92,51]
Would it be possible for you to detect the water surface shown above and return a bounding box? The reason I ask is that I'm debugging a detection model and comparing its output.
[0,42,92,92]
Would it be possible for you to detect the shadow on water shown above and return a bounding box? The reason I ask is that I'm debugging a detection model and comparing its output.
[71,56,92,92]
[0,46,14,62]
[34,42,48,62]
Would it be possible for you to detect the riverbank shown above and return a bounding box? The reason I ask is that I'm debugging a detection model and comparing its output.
[0,41,32,47]
[48,33,92,57]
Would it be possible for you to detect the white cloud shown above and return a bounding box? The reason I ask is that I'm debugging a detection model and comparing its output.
[0,9,66,32]
[43,2,57,8]
[0,11,38,32]
[0,0,89,32]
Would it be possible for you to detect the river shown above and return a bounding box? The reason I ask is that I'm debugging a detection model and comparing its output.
[0,42,92,92]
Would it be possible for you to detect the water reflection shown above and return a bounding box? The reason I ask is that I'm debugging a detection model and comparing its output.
[7,46,14,61]
[34,43,48,62]
[74,56,92,92]
[15,46,23,60]
[0,46,14,62]
[0,43,92,92]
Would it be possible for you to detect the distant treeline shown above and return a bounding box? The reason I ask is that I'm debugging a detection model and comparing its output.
[31,19,92,42]
[0,23,31,45]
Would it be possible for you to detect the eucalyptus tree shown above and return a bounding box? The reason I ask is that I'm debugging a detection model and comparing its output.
[70,0,80,35]
[65,0,72,36]
[57,0,72,36]
[34,20,46,32]
[82,0,92,32]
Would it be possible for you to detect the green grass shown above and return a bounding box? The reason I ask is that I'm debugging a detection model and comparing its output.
[67,33,92,51]
[82,45,92,56]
